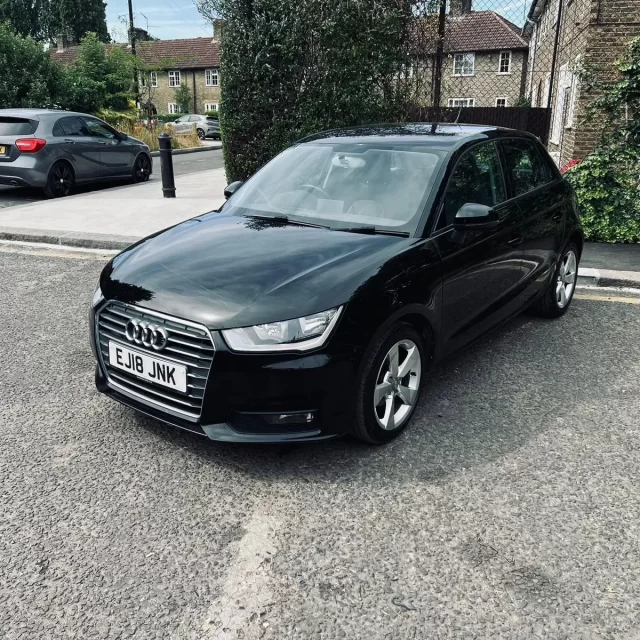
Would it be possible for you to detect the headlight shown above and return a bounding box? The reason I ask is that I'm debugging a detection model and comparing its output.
[92,285,104,308]
[222,306,343,353]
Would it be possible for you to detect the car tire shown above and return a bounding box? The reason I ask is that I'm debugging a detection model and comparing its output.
[132,154,152,183]
[531,242,580,318]
[354,322,427,444]
[43,161,75,199]
[197,128,205,140]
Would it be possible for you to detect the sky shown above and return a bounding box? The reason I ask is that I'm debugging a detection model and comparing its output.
[106,0,212,42]
[106,0,532,43]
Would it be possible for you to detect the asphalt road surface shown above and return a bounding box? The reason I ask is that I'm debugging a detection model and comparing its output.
[2,244,640,640]
[0,149,224,209]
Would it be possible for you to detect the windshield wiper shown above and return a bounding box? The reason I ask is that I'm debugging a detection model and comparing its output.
[243,214,329,229]
[334,226,410,237]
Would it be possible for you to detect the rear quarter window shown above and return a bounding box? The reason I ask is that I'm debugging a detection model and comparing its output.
[0,117,38,135]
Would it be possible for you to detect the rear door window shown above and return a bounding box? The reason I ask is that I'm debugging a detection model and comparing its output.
[501,139,551,197]
[0,117,37,135]
[56,117,90,137]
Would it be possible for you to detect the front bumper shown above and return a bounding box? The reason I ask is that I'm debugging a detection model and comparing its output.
[92,306,361,443]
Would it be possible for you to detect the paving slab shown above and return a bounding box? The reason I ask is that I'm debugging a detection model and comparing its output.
[0,168,227,248]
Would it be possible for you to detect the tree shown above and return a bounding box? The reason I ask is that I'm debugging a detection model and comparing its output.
[0,0,45,39]
[59,33,134,113]
[47,0,109,43]
[196,0,414,181]
[174,83,192,113]
[0,0,109,42]
[0,22,63,107]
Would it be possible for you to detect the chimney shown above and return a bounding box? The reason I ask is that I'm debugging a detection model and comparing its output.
[212,19,225,42]
[450,0,472,16]
[56,32,67,52]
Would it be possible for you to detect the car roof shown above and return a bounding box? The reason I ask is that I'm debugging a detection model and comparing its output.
[298,123,535,149]
[0,108,93,119]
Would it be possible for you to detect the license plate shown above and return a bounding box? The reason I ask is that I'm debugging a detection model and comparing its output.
[0,146,6,155]
[108,342,187,393]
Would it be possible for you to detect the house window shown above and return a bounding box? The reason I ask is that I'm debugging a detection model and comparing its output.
[168,70,181,87]
[204,102,219,112]
[448,98,475,107]
[168,103,181,114]
[150,71,158,87]
[498,51,511,74]
[550,64,577,144]
[140,71,158,88]
[453,53,475,76]
[205,69,219,87]
[495,97,508,107]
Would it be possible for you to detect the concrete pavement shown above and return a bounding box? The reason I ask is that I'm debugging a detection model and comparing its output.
[0,167,227,250]
[2,244,640,639]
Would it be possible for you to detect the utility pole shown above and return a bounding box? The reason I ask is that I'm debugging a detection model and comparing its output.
[431,0,447,133]
[128,0,139,110]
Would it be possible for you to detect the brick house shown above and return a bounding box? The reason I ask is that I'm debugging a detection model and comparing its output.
[524,0,640,165]
[414,4,529,108]
[52,37,221,116]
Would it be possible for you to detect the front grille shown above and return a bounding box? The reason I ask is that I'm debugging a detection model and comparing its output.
[96,301,215,421]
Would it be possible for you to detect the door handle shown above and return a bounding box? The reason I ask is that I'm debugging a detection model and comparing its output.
[97,142,108,146]
[508,235,522,246]
[64,139,76,145]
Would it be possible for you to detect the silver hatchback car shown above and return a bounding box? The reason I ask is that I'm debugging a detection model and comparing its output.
[0,109,153,198]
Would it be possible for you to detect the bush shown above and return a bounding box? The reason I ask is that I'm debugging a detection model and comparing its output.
[116,120,201,151]
[202,0,412,182]
[565,146,640,243]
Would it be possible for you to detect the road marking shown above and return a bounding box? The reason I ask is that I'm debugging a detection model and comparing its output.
[199,507,281,639]
[575,292,640,304]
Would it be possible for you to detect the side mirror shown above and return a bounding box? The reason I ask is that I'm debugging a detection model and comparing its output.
[224,180,244,200]
[117,131,128,141]
[453,203,499,230]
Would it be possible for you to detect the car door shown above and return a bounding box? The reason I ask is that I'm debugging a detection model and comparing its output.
[499,138,568,305]
[53,116,99,181]
[83,117,133,178]
[432,140,523,355]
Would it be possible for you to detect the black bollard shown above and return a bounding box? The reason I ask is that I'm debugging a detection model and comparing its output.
[158,133,176,198]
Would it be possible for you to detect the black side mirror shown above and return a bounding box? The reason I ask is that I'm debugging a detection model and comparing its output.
[117,131,128,141]
[224,180,244,200]
[453,203,500,230]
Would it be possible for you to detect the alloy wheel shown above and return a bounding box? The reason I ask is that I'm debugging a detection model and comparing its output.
[197,129,205,140]
[51,164,73,197]
[373,339,422,431]
[556,250,577,309]
[134,155,151,183]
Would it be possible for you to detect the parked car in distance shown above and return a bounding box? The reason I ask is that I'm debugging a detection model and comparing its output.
[169,114,220,140]
[90,124,582,445]
[0,109,152,198]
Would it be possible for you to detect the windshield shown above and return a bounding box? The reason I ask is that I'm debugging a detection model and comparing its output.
[224,142,445,233]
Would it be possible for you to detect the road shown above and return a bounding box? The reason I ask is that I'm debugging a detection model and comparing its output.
[2,244,640,639]
[0,149,224,209]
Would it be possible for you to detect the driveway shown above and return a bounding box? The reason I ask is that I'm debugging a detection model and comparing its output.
[2,245,640,639]
[0,149,224,209]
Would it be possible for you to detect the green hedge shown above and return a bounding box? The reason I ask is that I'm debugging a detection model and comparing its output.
[565,146,640,243]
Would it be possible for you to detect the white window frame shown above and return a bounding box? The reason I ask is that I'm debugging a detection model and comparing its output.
[550,64,577,144]
[498,51,512,74]
[495,97,508,107]
[453,53,475,77]
[150,71,158,87]
[204,102,219,112]
[168,70,181,87]
[448,98,475,107]
[168,103,180,115]
[205,68,219,87]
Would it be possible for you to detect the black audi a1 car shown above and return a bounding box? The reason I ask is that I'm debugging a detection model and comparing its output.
[90,124,582,444]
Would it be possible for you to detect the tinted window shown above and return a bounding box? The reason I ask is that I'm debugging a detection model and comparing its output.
[57,117,89,137]
[84,119,116,139]
[501,139,550,196]
[440,142,506,228]
[0,117,37,135]
[52,121,65,137]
